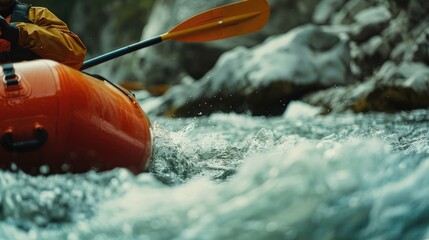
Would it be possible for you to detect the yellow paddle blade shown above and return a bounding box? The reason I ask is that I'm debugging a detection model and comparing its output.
[161,0,270,42]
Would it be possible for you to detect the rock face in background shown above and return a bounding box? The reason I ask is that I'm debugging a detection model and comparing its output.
[141,0,429,117]
[145,25,352,116]
[71,1,156,82]
[136,0,319,87]
[303,0,429,114]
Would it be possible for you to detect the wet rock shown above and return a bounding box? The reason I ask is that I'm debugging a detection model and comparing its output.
[148,25,352,117]
[381,12,408,48]
[135,0,319,87]
[350,5,393,43]
[353,86,429,113]
[408,0,429,24]
[332,0,373,25]
[302,84,366,114]
[347,8,406,79]
[390,41,409,63]
[304,61,429,113]
[410,29,429,64]
[390,20,429,63]
[319,5,393,42]
[352,36,391,77]
[315,3,394,77]
[306,0,429,115]
[313,0,347,24]
[374,61,429,93]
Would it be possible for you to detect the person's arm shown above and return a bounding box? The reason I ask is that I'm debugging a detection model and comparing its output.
[14,7,87,69]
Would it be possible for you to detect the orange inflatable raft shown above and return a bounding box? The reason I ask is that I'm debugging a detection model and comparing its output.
[0,60,152,174]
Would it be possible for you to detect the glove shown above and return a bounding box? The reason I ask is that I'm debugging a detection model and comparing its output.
[0,16,18,43]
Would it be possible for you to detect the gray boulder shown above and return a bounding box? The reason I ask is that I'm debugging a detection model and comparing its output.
[322,5,393,43]
[304,61,429,113]
[408,0,429,24]
[145,25,352,117]
[304,0,429,115]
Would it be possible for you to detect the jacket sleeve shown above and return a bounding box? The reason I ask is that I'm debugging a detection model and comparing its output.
[14,7,87,69]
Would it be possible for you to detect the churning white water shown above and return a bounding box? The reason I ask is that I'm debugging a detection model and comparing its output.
[0,105,428,240]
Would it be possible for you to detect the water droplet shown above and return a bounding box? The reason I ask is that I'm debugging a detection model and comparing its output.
[39,165,50,174]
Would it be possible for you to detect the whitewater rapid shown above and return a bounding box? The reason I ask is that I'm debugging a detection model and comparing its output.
[0,104,428,240]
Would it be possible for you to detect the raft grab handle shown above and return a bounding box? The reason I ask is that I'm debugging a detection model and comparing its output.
[1,124,48,152]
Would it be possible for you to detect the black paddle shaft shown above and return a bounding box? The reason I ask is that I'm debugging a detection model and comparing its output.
[80,36,162,70]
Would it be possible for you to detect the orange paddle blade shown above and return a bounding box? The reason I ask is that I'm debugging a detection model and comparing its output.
[161,0,270,42]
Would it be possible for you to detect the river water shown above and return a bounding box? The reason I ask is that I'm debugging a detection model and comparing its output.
[0,104,428,240]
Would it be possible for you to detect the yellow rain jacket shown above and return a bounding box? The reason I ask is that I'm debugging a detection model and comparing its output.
[2,3,86,69]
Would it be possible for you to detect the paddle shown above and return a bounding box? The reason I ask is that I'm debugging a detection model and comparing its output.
[80,0,270,70]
